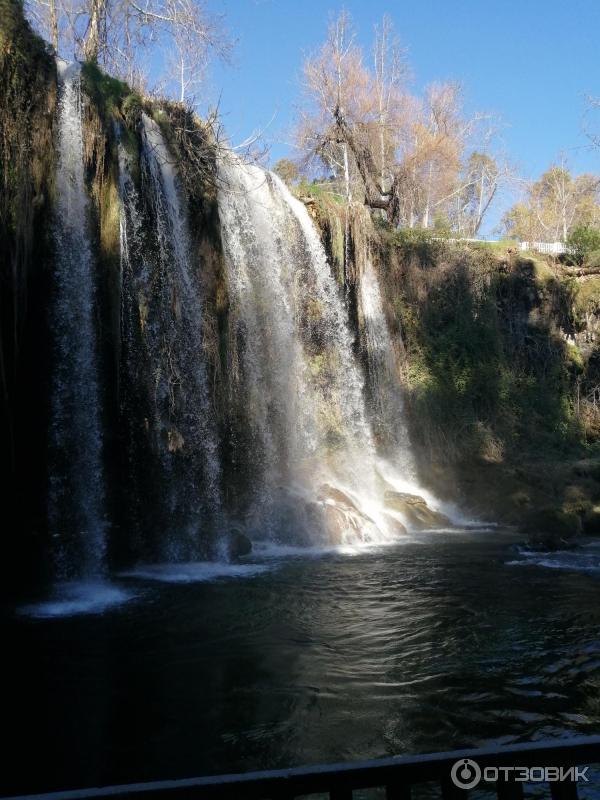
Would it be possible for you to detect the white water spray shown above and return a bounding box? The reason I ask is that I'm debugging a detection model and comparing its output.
[217,157,444,543]
[121,114,223,559]
[49,61,107,579]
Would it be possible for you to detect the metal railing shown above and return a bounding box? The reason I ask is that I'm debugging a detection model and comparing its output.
[4,736,600,800]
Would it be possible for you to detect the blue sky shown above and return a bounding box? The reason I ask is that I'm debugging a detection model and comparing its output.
[207,0,600,232]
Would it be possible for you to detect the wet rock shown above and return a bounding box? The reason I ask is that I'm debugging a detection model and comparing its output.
[303,500,324,532]
[382,513,408,536]
[317,483,376,544]
[226,528,252,559]
[524,508,582,551]
[167,428,184,452]
[383,491,450,530]
[318,483,361,512]
[323,504,366,544]
[583,506,600,535]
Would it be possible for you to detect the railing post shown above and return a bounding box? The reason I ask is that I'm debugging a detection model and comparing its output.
[441,776,468,800]
[330,788,353,800]
[550,780,578,800]
[269,790,297,800]
[386,783,412,800]
[496,777,524,800]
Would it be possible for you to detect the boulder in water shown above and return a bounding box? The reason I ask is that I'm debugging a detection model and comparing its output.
[167,428,185,453]
[225,528,253,559]
[384,491,450,530]
[317,483,378,544]
[583,506,600,535]
[318,484,362,511]
[323,504,366,544]
[382,513,408,536]
[524,508,582,550]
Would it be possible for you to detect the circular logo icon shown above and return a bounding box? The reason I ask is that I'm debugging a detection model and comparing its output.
[451,758,482,789]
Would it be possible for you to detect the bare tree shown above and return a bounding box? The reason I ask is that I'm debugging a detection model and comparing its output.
[295,11,505,234]
[503,160,600,241]
[25,0,63,51]
[26,0,230,105]
[165,7,214,103]
[451,152,500,235]
[372,15,407,193]
[584,95,600,151]
[298,10,371,202]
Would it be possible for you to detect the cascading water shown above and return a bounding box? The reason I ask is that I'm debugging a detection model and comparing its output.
[48,61,107,580]
[116,136,148,556]
[18,62,466,617]
[117,114,222,560]
[18,60,137,616]
[217,156,441,544]
[358,254,417,478]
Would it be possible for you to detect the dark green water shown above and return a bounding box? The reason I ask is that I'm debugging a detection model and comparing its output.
[4,530,600,795]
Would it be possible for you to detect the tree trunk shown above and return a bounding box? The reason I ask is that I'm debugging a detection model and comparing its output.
[473,182,497,237]
[379,115,386,193]
[342,142,352,203]
[83,0,104,62]
[476,171,484,232]
[423,162,433,228]
[49,0,58,51]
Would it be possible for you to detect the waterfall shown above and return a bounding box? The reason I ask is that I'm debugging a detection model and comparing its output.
[217,157,412,544]
[117,136,147,556]
[48,61,107,579]
[19,63,464,616]
[359,255,417,480]
[117,114,222,560]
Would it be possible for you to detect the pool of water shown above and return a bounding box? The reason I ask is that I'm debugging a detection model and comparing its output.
[3,529,600,795]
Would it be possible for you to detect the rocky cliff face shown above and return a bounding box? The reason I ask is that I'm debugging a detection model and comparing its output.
[1,1,57,590]
[1,5,231,590]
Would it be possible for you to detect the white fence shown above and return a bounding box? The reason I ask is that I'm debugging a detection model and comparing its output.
[518,241,572,255]
[430,237,573,255]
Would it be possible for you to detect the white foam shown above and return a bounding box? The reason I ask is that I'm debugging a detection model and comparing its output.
[253,542,361,559]
[18,581,134,618]
[374,458,485,529]
[251,539,414,560]
[507,544,600,574]
[119,561,271,583]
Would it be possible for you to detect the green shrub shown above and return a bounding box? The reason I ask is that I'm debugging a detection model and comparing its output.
[82,61,129,112]
[385,248,586,465]
[122,93,143,128]
[587,249,600,269]
[567,225,600,266]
